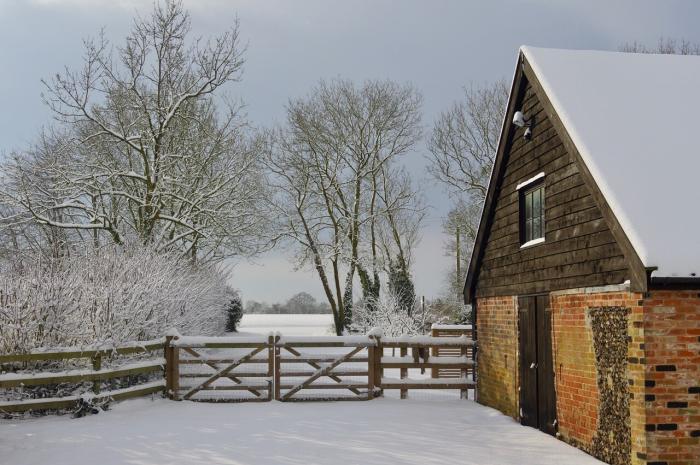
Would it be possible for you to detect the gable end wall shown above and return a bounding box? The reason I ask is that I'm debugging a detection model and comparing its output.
[474,80,630,299]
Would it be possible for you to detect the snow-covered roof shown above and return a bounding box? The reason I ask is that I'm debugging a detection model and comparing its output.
[521,46,700,278]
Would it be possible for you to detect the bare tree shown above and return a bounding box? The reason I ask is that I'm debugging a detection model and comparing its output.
[619,37,700,55]
[359,163,425,318]
[441,199,480,303]
[266,79,423,334]
[0,133,76,261]
[375,166,425,273]
[428,81,508,201]
[1,1,269,262]
[427,81,508,303]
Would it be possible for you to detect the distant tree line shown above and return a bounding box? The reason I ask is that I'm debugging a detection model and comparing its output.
[245,292,331,314]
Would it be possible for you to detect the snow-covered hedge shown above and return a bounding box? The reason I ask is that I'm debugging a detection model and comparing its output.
[0,245,234,354]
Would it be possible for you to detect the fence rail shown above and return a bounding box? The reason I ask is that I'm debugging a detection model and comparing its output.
[0,326,476,411]
[0,339,167,413]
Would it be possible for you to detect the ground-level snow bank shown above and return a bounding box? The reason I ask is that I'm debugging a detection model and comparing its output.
[1,397,604,465]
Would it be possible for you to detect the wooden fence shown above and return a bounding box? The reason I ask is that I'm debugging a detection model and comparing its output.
[430,324,475,395]
[0,339,166,413]
[378,334,475,399]
[0,326,476,411]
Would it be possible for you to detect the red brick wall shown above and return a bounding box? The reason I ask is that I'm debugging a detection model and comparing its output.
[550,289,646,464]
[475,296,518,418]
[474,288,700,465]
[643,291,700,465]
[550,291,600,446]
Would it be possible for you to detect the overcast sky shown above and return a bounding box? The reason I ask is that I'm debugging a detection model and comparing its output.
[1,0,698,304]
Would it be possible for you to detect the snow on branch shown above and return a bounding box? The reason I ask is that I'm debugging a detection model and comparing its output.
[0,1,271,263]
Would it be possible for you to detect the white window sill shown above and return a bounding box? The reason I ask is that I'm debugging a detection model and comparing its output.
[520,237,545,249]
[515,172,545,191]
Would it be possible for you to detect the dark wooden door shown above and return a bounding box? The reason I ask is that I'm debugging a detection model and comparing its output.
[518,295,557,435]
[518,296,538,428]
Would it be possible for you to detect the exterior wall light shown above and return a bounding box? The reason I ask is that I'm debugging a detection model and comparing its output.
[513,110,534,140]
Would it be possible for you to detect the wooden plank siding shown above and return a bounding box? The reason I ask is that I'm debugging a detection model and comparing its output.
[474,82,629,299]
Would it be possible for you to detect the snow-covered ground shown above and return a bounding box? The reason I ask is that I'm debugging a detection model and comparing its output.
[1,397,604,465]
[0,315,604,464]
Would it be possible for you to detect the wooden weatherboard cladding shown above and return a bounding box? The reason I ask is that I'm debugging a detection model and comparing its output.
[468,59,634,300]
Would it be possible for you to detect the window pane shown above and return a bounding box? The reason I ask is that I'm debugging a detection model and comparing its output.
[526,218,533,242]
[539,187,545,238]
[533,188,541,218]
[521,184,545,244]
[525,192,532,220]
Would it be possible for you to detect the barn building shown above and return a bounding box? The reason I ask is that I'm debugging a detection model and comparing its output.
[464,47,700,465]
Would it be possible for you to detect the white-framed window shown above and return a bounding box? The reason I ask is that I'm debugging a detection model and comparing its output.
[517,173,545,247]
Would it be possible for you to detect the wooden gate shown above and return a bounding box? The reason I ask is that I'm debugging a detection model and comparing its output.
[274,336,375,401]
[379,335,475,399]
[430,324,474,381]
[165,332,475,403]
[169,335,274,402]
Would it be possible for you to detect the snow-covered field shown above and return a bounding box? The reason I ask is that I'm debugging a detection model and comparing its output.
[0,314,604,464]
[1,397,604,465]
[238,313,335,336]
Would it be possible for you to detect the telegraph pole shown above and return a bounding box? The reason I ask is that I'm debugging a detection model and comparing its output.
[456,226,461,279]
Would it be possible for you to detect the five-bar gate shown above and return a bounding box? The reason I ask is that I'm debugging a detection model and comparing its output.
[168,335,274,402]
[166,330,475,402]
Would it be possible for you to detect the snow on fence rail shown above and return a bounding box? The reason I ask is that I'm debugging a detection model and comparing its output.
[0,338,166,363]
[0,339,167,413]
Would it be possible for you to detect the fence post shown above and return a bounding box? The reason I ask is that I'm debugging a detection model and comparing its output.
[268,334,275,401]
[164,335,180,400]
[400,344,408,399]
[172,339,180,400]
[375,335,383,397]
[431,327,438,379]
[164,335,172,399]
[367,341,375,400]
[460,341,468,400]
[91,353,102,394]
[469,328,477,402]
[274,334,281,401]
